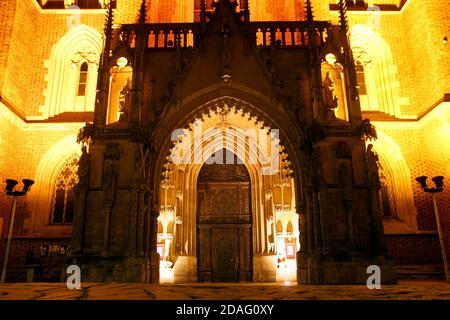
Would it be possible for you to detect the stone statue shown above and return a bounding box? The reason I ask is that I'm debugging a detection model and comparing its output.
[361,119,378,141]
[366,144,381,189]
[323,72,339,117]
[77,145,90,188]
[118,79,131,121]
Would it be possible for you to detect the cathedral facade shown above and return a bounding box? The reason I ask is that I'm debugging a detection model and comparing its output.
[0,0,448,285]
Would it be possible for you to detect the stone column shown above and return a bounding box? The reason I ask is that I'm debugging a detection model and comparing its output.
[149,206,160,283]
[71,146,90,255]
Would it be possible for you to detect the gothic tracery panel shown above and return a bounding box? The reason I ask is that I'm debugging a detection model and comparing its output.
[51,154,80,224]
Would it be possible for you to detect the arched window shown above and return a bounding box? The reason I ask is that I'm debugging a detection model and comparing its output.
[77,62,89,97]
[350,25,404,117]
[40,25,101,119]
[50,154,79,224]
[370,131,418,230]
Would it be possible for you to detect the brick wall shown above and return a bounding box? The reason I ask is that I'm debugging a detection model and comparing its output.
[385,234,442,265]
[0,237,71,282]
[402,0,450,115]
[0,0,17,93]
[0,103,82,243]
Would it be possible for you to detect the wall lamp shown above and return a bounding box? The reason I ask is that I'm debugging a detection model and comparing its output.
[415,175,448,283]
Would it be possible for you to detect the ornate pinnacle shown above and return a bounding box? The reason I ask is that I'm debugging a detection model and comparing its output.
[104,2,114,39]
[243,0,250,22]
[338,0,349,34]
[305,0,314,23]
[138,0,147,25]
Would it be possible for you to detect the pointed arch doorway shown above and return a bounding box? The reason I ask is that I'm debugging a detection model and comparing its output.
[196,149,253,282]
[158,97,300,283]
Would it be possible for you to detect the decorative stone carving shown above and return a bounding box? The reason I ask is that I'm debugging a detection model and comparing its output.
[118,79,132,121]
[71,47,99,66]
[150,206,160,253]
[76,145,90,189]
[198,163,250,183]
[220,16,232,82]
[98,0,112,9]
[361,118,378,141]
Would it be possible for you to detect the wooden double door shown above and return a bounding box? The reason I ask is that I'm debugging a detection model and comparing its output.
[197,181,253,282]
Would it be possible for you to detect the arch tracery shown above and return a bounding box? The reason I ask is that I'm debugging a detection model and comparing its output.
[40,25,102,119]
[155,97,300,282]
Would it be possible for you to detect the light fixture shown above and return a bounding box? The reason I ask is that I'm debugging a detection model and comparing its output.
[22,179,35,193]
[325,53,337,65]
[5,179,18,193]
[443,36,448,45]
[415,175,444,193]
[432,176,445,189]
[117,57,128,68]
[415,175,428,190]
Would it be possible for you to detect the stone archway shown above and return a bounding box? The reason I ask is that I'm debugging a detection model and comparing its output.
[154,97,300,283]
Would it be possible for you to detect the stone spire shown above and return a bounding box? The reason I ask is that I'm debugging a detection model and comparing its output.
[104,1,114,47]
[93,1,114,126]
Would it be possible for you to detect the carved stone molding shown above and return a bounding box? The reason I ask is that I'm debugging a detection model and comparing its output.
[71,47,100,66]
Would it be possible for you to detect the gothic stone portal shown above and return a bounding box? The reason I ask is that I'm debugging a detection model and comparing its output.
[71,0,398,285]
[196,153,253,282]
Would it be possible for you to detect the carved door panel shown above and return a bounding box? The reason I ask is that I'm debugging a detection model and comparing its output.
[197,182,253,282]
[211,229,238,282]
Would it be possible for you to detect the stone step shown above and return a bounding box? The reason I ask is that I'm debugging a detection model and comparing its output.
[396,265,445,280]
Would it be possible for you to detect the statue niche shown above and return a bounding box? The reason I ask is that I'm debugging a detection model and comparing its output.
[321,61,348,121]
[108,64,133,124]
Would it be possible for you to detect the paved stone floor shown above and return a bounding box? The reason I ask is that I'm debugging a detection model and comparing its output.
[0,281,449,300]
